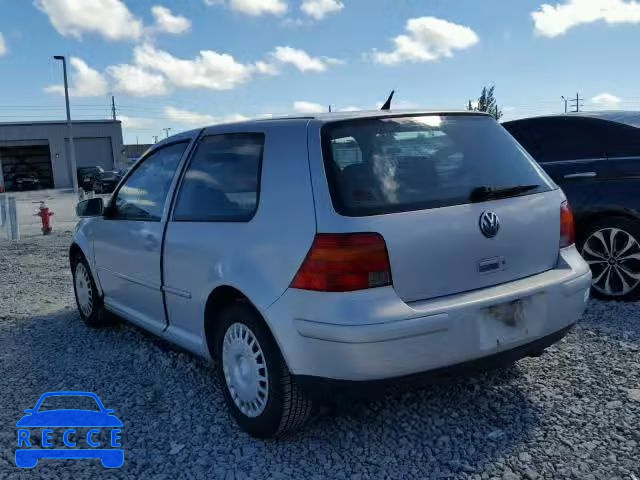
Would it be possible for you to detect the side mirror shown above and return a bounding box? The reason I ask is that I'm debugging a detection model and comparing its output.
[24,409,34,414]
[76,197,104,218]
[105,409,115,414]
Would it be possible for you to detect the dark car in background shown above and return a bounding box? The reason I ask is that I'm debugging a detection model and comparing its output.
[504,112,640,300]
[77,166,104,191]
[13,175,41,191]
[93,170,121,194]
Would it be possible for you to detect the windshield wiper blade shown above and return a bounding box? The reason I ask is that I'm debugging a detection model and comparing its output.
[470,184,540,202]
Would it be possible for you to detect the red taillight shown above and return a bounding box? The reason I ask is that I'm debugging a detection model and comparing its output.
[560,200,575,248]
[291,233,392,292]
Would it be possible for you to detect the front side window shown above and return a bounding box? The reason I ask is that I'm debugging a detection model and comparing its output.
[173,133,264,222]
[111,142,188,221]
[323,115,553,216]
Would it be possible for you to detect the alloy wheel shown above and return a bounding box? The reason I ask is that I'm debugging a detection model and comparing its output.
[582,227,640,297]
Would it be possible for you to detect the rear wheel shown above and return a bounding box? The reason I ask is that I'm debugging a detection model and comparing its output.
[71,254,110,327]
[579,217,640,300]
[215,303,312,438]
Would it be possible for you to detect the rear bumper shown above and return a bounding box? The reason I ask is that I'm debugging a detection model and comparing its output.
[265,246,591,382]
[294,324,573,401]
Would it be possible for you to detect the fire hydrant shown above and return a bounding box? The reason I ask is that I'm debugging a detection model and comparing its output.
[35,201,54,235]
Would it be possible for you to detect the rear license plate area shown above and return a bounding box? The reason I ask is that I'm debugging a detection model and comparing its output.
[478,295,544,350]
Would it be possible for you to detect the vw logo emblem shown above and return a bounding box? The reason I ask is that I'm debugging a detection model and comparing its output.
[479,211,501,238]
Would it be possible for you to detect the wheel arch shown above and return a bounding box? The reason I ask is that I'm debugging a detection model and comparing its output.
[203,285,277,361]
[575,207,640,243]
[69,240,103,297]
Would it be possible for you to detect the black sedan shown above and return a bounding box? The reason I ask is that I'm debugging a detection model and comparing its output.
[92,170,121,193]
[13,175,41,191]
[504,112,640,300]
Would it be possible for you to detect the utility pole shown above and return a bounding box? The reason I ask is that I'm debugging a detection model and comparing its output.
[162,127,171,138]
[570,92,584,113]
[53,55,78,192]
[111,95,117,121]
[561,96,568,114]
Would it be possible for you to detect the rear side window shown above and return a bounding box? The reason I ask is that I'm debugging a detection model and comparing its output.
[322,115,552,216]
[505,117,605,162]
[597,121,640,158]
[173,133,264,222]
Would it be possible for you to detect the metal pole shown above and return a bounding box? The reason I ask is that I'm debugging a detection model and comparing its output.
[111,95,117,121]
[8,196,19,240]
[55,56,78,192]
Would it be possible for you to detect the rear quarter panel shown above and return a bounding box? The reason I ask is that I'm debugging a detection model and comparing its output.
[161,120,317,352]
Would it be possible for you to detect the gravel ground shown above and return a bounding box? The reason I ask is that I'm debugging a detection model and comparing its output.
[1,230,639,479]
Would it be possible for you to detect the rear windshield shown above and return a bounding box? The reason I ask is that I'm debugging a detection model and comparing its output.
[322,114,553,216]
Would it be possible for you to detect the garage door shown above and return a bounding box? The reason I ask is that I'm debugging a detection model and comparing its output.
[66,137,114,171]
[0,144,53,191]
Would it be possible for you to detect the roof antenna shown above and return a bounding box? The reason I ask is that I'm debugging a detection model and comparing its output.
[381,90,395,111]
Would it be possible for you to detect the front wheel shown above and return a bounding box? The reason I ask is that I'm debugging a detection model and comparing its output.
[71,255,110,327]
[579,217,640,300]
[215,303,312,438]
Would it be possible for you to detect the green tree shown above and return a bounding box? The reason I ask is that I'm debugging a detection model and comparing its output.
[469,85,503,120]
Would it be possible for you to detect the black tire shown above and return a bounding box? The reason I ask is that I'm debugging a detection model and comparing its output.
[578,216,640,301]
[71,254,110,327]
[215,302,312,438]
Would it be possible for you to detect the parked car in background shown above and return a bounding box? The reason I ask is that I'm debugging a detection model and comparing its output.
[93,170,121,194]
[13,174,41,191]
[504,112,640,300]
[71,111,591,437]
[77,166,104,191]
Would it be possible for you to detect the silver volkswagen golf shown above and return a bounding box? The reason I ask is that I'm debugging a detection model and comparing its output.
[71,111,592,437]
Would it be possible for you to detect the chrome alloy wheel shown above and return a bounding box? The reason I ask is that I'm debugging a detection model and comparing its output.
[222,323,269,418]
[74,262,94,317]
[582,227,640,297]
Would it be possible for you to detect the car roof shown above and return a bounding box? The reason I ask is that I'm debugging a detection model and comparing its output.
[149,110,490,150]
[503,111,640,129]
[233,109,487,126]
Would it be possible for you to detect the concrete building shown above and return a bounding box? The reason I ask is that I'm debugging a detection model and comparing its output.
[0,120,124,191]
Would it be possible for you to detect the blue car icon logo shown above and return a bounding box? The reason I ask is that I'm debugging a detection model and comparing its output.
[16,391,123,468]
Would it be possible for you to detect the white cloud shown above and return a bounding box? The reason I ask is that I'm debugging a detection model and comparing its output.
[151,6,191,35]
[253,61,280,75]
[591,92,622,107]
[206,0,287,16]
[532,0,640,37]
[0,33,6,56]
[271,46,341,72]
[165,106,248,125]
[119,115,156,129]
[293,101,326,113]
[301,0,343,20]
[372,16,479,65]
[35,0,143,41]
[107,64,169,97]
[44,57,108,97]
[133,43,254,90]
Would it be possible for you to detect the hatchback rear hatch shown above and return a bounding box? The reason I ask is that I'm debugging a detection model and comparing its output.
[316,113,561,303]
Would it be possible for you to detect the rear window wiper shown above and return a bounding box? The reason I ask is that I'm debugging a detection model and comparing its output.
[469,184,540,202]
